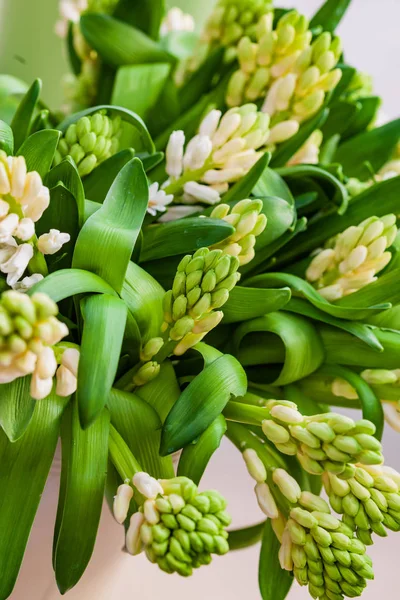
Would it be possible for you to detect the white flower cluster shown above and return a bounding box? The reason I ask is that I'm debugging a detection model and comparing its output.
[164,104,270,205]
[160,7,195,37]
[0,152,70,288]
[306,214,397,301]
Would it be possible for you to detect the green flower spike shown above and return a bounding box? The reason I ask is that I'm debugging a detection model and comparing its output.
[324,464,400,546]
[125,473,231,576]
[209,199,267,265]
[306,214,397,301]
[261,400,383,475]
[54,110,122,176]
[276,472,374,600]
[161,247,241,355]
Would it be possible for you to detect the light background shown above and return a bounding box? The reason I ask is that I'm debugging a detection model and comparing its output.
[1,0,400,598]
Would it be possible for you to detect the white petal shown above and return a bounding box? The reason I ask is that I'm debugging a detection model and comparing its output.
[30,372,53,400]
[61,348,80,376]
[183,181,220,204]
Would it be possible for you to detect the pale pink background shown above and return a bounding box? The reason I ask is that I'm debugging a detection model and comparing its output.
[9,0,400,598]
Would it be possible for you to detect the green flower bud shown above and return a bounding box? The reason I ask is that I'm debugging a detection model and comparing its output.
[311,526,332,548]
[133,361,160,386]
[262,419,290,443]
[306,422,335,442]
[140,337,164,362]
[287,519,307,545]
[290,507,318,529]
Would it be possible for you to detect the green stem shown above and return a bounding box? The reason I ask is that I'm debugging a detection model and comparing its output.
[224,400,270,426]
[109,424,142,482]
[28,243,48,277]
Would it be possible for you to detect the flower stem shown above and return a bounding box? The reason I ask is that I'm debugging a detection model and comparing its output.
[109,424,142,482]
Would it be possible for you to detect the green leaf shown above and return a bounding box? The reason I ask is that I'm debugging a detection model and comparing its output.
[135,359,180,423]
[0,120,13,154]
[177,415,227,485]
[334,119,400,179]
[45,157,85,226]
[233,312,324,386]
[337,267,400,310]
[321,100,359,139]
[80,14,175,68]
[67,21,81,75]
[36,184,79,270]
[0,376,35,442]
[317,364,384,440]
[113,0,165,40]
[10,78,41,151]
[161,353,247,455]
[112,63,171,118]
[222,153,271,204]
[285,297,383,351]
[310,0,352,32]
[0,388,67,600]
[319,325,400,370]
[108,388,174,478]
[246,273,389,321]
[179,48,224,113]
[73,158,148,293]
[140,218,234,262]
[53,400,110,594]
[259,519,293,600]
[17,130,60,178]
[253,167,294,204]
[58,105,154,154]
[342,96,381,139]
[78,294,127,427]
[223,286,291,324]
[277,164,348,215]
[28,268,117,302]
[121,261,165,342]
[83,149,135,203]
[270,108,329,168]
[160,31,198,60]
[229,522,265,551]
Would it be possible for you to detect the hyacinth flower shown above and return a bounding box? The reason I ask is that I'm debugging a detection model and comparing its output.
[226,11,342,144]
[0,290,70,399]
[54,110,122,177]
[209,199,267,265]
[306,214,397,301]
[163,104,270,205]
[323,464,400,546]
[160,7,195,36]
[225,399,383,476]
[0,152,70,288]
[228,423,375,600]
[112,471,231,576]
[288,130,323,165]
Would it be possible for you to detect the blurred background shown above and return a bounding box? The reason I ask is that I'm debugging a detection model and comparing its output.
[0,0,399,598]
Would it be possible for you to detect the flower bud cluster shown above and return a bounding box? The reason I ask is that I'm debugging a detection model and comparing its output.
[162,247,240,355]
[261,400,383,475]
[160,7,195,36]
[56,347,80,397]
[0,291,69,399]
[323,464,400,546]
[277,472,374,599]
[54,111,122,176]
[226,11,342,146]
[209,199,267,265]
[118,473,231,576]
[0,152,69,287]
[306,214,397,302]
[164,104,270,205]
[287,130,323,166]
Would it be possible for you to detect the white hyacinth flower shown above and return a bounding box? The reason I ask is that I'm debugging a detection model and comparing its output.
[132,472,164,499]
[113,483,134,524]
[13,273,44,292]
[287,130,323,165]
[0,244,34,288]
[306,214,397,301]
[147,182,173,216]
[56,347,80,397]
[55,0,88,37]
[160,7,195,36]
[163,104,270,204]
[38,229,71,255]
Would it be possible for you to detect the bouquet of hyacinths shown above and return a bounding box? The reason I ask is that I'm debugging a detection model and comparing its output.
[2,0,400,598]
